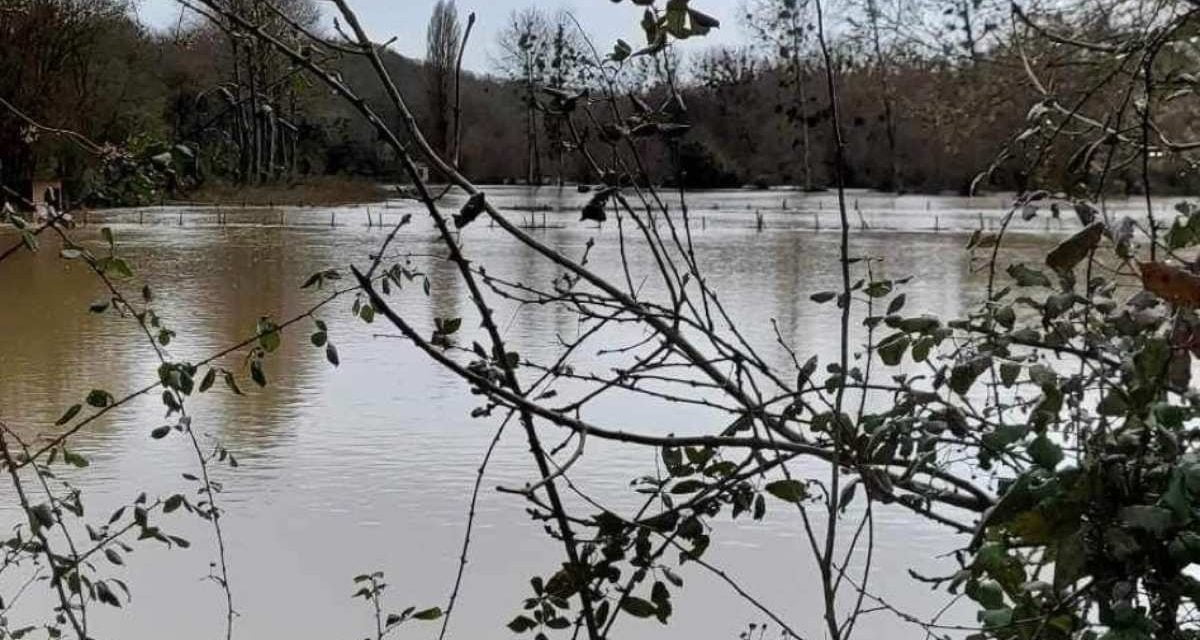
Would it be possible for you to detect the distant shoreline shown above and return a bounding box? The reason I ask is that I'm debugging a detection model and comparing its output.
[170,176,391,207]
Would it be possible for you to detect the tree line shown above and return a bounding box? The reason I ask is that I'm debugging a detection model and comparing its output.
[3,0,1198,205]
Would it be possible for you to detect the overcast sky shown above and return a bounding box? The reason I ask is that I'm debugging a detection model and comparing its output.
[134,0,751,74]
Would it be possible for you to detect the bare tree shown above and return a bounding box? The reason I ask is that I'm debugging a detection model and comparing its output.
[425,0,461,163]
[744,0,817,190]
[497,7,549,185]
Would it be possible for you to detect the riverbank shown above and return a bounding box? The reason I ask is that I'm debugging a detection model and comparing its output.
[174,176,391,207]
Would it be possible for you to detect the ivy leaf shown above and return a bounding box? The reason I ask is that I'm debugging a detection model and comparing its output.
[326,343,340,367]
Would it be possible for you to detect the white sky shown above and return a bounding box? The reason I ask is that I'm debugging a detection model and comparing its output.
[133,0,751,74]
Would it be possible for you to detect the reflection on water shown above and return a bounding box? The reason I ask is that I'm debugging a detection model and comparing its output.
[0,187,1167,639]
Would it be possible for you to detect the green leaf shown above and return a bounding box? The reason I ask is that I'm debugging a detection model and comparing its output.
[877,334,909,366]
[412,607,442,620]
[764,479,806,503]
[86,389,113,408]
[966,579,1005,609]
[150,425,171,439]
[326,343,340,367]
[163,494,184,513]
[999,363,1021,388]
[62,450,88,467]
[610,38,633,61]
[55,404,82,426]
[949,356,992,396]
[454,192,486,228]
[810,291,837,303]
[621,596,657,618]
[1046,222,1104,272]
[507,615,537,632]
[671,479,706,494]
[1006,263,1051,287]
[1054,530,1087,591]
[199,369,216,393]
[257,318,281,353]
[224,371,243,395]
[1027,435,1063,470]
[865,280,893,298]
[250,359,267,387]
[1120,505,1174,537]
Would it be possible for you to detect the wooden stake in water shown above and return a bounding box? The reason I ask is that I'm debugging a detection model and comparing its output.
[934,215,940,232]
[330,211,335,227]
[366,206,372,227]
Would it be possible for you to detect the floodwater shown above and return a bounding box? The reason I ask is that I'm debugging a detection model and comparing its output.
[0,187,1173,639]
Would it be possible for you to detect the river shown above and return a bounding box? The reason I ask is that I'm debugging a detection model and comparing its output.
[0,187,1173,639]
